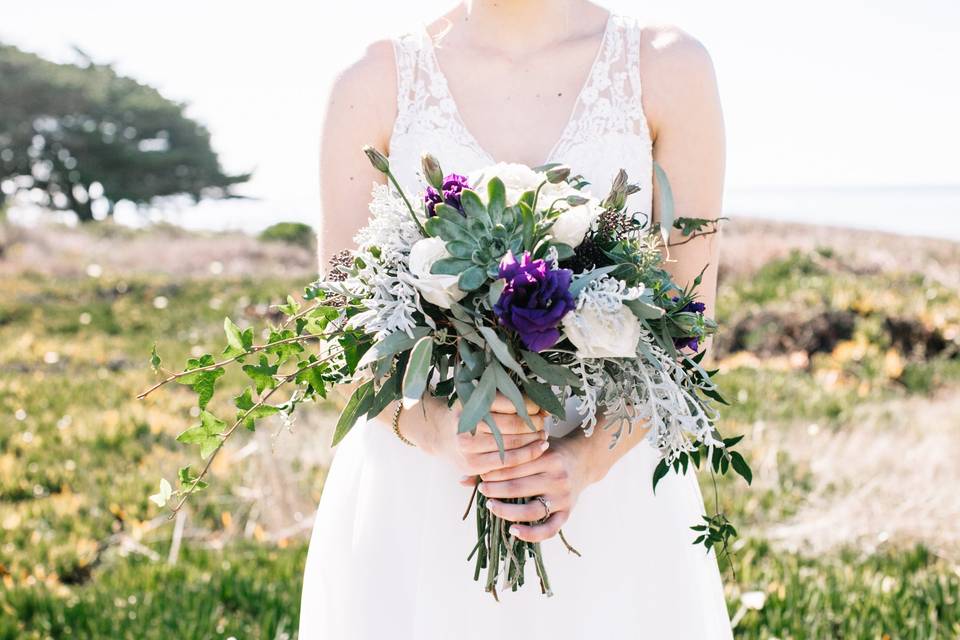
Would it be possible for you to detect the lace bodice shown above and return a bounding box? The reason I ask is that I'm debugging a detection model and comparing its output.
[387,12,654,222]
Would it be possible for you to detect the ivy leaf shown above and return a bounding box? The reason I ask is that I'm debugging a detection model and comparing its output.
[276,295,300,316]
[673,216,714,236]
[233,388,280,431]
[176,354,225,410]
[150,344,162,373]
[295,358,328,397]
[176,410,225,459]
[265,329,304,366]
[177,465,208,491]
[222,317,254,359]
[149,478,172,507]
[242,355,278,394]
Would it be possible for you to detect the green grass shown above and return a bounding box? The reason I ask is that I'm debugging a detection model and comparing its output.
[2,238,959,638]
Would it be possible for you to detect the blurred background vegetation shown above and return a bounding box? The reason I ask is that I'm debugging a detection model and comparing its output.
[1,23,959,640]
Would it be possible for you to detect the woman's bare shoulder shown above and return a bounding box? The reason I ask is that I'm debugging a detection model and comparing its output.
[322,39,399,148]
[637,24,721,139]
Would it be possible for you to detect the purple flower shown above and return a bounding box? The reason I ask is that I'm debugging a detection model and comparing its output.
[672,296,706,314]
[671,296,706,351]
[674,336,700,352]
[424,173,470,217]
[493,251,575,352]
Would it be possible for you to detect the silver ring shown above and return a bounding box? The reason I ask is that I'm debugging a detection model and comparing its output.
[534,496,551,520]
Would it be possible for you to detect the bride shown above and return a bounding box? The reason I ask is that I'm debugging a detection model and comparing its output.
[300,0,731,637]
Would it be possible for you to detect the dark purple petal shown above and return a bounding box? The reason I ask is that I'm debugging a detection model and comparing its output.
[493,250,575,353]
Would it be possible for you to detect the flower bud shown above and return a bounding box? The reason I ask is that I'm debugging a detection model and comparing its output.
[564,195,590,206]
[421,153,444,190]
[610,169,628,193]
[362,145,390,173]
[544,165,571,184]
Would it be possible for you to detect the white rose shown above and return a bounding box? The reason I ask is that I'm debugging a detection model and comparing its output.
[562,301,642,358]
[551,199,603,247]
[406,237,466,309]
[469,162,544,205]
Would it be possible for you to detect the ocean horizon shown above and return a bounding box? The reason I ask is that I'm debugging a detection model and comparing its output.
[7,184,960,242]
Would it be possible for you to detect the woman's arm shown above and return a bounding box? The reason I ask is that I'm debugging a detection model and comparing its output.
[476,26,726,542]
[319,43,550,472]
[317,41,397,270]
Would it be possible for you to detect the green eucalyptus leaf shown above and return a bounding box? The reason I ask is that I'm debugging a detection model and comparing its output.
[487,278,506,309]
[401,336,433,407]
[368,374,400,418]
[624,298,665,320]
[653,161,675,247]
[520,349,581,387]
[730,451,753,485]
[451,318,485,348]
[477,326,526,379]
[332,380,374,446]
[551,242,575,260]
[521,378,566,418]
[458,364,495,434]
[568,265,618,298]
[357,327,431,369]
[490,361,535,431]
[652,458,670,493]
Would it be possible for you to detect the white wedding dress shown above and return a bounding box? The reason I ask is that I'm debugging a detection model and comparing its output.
[299,12,733,639]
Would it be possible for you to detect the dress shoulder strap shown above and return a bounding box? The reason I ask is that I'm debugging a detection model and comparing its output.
[390,30,430,134]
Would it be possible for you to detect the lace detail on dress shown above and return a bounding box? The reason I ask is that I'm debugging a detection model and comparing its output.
[387,12,653,219]
[551,14,651,163]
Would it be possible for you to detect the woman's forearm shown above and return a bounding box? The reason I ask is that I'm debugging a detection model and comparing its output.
[564,416,652,486]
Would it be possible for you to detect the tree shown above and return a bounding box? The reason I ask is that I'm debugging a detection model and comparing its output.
[0,43,250,221]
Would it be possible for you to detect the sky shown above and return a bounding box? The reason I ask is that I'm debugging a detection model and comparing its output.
[1,0,958,231]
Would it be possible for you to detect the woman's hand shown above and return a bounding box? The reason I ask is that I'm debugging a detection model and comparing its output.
[471,430,606,543]
[398,393,550,477]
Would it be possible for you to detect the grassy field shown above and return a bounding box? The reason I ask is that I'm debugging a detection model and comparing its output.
[1,220,958,638]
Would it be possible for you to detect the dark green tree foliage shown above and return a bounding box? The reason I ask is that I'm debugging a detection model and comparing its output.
[0,44,250,221]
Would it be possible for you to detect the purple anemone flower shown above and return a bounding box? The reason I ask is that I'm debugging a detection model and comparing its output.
[493,251,575,352]
[424,173,470,217]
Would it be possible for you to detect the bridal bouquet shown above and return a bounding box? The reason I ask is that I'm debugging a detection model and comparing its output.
[142,146,751,597]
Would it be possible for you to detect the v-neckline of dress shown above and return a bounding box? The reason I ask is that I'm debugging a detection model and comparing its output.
[419,11,615,167]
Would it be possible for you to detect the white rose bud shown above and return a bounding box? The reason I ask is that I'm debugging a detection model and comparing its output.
[562,301,642,358]
[550,199,603,248]
[469,162,544,205]
[406,237,467,308]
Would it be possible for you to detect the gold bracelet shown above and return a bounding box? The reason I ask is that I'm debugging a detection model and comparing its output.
[391,401,415,447]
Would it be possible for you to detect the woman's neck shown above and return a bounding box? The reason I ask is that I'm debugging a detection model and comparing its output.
[450,0,601,56]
